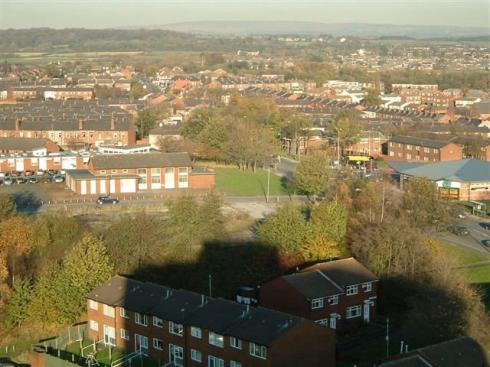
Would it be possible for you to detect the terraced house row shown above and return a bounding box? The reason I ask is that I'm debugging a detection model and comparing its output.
[87,276,336,367]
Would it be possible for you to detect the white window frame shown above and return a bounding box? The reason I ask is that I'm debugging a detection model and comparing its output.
[208,331,224,348]
[362,282,372,292]
[153,338,164,350]
[169,321,183,336]
[103,304,115,318]
[346,305,362,319]
[121,328,130,340]
[327,295,339,305]
[120,307,129,319]
[249,343,267,360]
[315,319,329,326]
[135,312,148,326]
[208,355,224,367]
[230,361,242,367]
[89,300,98,310]
[191,326,202,339]
[89,320,98,331]
[153,316,163,328]
[190,349,202,363]
[311,298,324,309]
[346,285,358,296]
[230,336,242,350]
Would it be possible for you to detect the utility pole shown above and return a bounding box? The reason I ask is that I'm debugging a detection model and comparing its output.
[208,274,212,297]
[337,132,341,169]
[266,165,270,203]
[386,317,390,358]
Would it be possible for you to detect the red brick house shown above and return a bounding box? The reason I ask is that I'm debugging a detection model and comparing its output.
[0,137,60,155]
[259,258,378,331]
[0,153,86,173]
[65,152,215,195]
[86,276,336,367]
[387,135,463,162]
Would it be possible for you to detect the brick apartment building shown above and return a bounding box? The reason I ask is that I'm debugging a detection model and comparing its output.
[0,153,86,173]
[0,118,136,148]
[346,131,387,157]
[259,258,378,331]
[387,135,463,162]
[65,152,215,195]
[0,137,60,155]
[87,276,336,367]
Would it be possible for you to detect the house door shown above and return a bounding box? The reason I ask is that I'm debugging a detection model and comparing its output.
[110,179,116,194]
[80,180,87,195]
[169,344,183,366]
[329,314,339,330]
[363,302,371,323]
[135,334,148,354]
[15,158,24,172]
[164,168,175,189]
[39,158,48,171]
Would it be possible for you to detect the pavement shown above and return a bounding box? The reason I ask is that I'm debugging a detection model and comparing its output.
[273,156,298,179]
[437,214,490,255]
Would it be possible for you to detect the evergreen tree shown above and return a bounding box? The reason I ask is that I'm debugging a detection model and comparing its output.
[4,278,32,329]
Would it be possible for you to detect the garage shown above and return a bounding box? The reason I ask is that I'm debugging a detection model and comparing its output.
[120,178,137,193]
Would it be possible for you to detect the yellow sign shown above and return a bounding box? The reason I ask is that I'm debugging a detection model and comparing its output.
[347,155,371,162]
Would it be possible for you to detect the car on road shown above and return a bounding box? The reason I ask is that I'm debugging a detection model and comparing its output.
[480,222,490,230]
[482,239,490,248]
[28,176,38,184]
[15,177,26,184]
[452,226,470,236]
[3,177,13,185]
[52,174,64,183]
[97,196,119,205]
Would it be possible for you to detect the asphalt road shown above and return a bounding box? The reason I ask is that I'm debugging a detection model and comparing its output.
[273,156,298,179]
[437,215,490,255]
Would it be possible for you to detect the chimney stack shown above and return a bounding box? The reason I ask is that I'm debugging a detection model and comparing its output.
[78,118,84,130]
[15,118,21,131]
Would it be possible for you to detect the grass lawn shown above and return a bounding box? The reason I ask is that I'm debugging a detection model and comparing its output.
[438,242,488,265]
[215,168,289,196]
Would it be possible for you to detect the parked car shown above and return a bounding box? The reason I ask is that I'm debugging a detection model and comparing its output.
[97,196,119,205]
[53,174,64,183]
[3,177,13,185]
[452,226,470,236]
[482,239,490,248]
[28,177,38,184]
[480,222,490,230]
[15,177,26,184]
[36,170,45,176]
[10,171,20,177]
[24,170,34,176]
[47,169,58,175]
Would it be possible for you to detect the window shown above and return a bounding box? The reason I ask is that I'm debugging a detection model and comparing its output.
[424,147,430,153]
[406,153,411,160]
[362,282,372,292]
[135,334,149,353]
[103,305,115,318]
[169,344,183,366]
[191,349,202,363]
[191,326,202,339]
[209,332,224,348]
[89,300,98,310]
[346,285,358,296]
[122,169,128,173]
[230,337,242,350]
[178,167,188,188]
[89,320,98,331]
[100,170,106,174]
[327,296,339,305]
[135,312,148,326]
[208,356,224,367]
[346,305,362,319]
[250,343,267,359]
[311,298,324,309]
[406,144,411,149]
[169,321,183,336]
[151,168,161,184]
[111,170,117,174]
[120,308,129,318]
[104,325,116,346]
[230,362,242,367]
[121,329,129,340]
[138,168,147,184]
[153,338,163,350]
[153,316,163,328]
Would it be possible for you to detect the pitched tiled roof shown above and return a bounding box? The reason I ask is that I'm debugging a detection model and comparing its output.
[390,135,455,149]
[87,275,304,347]
[90,152,192,169]
[0,137,52,151]
[379,337,488,367]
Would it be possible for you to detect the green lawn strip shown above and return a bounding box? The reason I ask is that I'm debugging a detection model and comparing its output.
[215,168,289,196]
[438,241,488,265]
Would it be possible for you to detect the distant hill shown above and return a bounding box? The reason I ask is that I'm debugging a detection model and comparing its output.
[154,21,490,39]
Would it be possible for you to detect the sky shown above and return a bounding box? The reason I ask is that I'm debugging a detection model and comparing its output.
[0,0,489,29]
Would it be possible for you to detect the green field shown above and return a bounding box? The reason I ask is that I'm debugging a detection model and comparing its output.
[215,168,289,196]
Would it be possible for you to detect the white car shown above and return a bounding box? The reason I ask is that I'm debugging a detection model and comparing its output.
[53,174,64,183]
